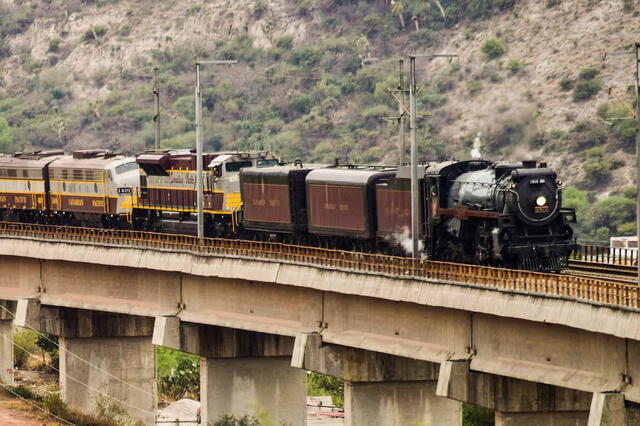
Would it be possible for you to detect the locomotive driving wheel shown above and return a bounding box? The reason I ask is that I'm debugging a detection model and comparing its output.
[474,221,493,265]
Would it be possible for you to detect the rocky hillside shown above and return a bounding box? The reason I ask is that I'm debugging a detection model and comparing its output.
[0,1,638,198]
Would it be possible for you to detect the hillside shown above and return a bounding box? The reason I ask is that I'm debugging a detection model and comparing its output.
[0,0,638,242]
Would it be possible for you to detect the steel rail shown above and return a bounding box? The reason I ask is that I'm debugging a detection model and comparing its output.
[0,222,638,311]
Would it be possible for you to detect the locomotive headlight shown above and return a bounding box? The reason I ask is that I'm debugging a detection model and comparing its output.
[536,195,547,206]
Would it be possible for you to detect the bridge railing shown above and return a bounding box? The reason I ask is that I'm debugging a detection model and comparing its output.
[0,222,638,310]
[570,244,637,266]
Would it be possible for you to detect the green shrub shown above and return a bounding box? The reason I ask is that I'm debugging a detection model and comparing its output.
[13,329,38,368]
[559,77,574,91]
[506,58,524,74]
[569,122,608,150]
[42,392,67,417]
[463,403,494,426]
[480,38,506,59]
[217,35,259,62]
[307,372,344,408]
[81,26,108,42]
[480,64,502,82]
[11,385,38,400]
[49,87,69,100]
[211,415,260,426]
[583,161,611,188]
[468,80,483,95]
[362,13,384,38]
[288,47,321,68]
[289,94,313,116]
[546,0,562,7]
[47,38,62,53]
[157,347,200,400]
[273,35,294,50]
[578,67,599,80]
[573,79,601,101]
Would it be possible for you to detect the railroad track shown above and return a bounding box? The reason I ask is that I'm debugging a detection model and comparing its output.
[567,260,637,283]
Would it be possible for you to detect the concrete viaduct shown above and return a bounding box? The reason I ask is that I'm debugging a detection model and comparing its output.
[0,224,638,425]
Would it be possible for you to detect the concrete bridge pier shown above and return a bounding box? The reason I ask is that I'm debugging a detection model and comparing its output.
[438,360,595,426]
[0,301,16,384]
[294,333,462,426]
[344,380,461,426]
[153,317,307,426]
[16,300,156,424]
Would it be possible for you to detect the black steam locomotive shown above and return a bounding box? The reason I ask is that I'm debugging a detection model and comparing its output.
[239,159,577,271]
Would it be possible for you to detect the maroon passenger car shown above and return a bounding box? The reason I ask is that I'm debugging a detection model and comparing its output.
[305,167,395,239]
[240,165,314,233]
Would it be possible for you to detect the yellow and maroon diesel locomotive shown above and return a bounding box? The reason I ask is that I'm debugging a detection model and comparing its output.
[0,150,139,227]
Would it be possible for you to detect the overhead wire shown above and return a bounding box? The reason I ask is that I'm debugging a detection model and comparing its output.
[0,380,76,426]
[0,331,156,418]
[0,305,168,408]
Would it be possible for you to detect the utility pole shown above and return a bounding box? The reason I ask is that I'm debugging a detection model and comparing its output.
[409,56,419,258]
[153,68,160,150]
[194,60,237,239]
[635,42,640,283]
[407,53,457,258]
[398,60,407,165]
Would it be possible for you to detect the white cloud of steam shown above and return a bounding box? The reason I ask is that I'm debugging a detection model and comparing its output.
[470,132,483,159]
[388,226,425,258]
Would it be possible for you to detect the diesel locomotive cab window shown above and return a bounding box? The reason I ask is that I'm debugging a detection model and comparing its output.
[115,162,138,175]
[256,159,278,168]
[225,161,252,172]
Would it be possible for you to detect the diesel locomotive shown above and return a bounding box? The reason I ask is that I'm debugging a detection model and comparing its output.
[0,148,577,271]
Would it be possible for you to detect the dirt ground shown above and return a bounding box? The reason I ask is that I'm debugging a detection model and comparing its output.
[0,395,59,425]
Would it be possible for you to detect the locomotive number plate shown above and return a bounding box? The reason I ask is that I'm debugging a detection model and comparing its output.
[534,206,549,214]
[117,187,132,195]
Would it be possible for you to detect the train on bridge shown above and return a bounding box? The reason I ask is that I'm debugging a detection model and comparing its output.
[0,149,577,271]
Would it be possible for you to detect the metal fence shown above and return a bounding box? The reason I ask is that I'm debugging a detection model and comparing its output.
[0,222,637,310]
[570,244,638,266]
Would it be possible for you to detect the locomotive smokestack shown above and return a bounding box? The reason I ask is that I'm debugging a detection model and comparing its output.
[523,160,536,168]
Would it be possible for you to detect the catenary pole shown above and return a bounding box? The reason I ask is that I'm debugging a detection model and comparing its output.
[195,63,204,238]
[399,59,406,166]
[194,60,237,239]
[409,56,419,258]
[153,67,160,150]
[635,43,640,283]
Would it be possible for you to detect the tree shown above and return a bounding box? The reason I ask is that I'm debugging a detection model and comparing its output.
[0,117,14,153]
[391,1,406,28]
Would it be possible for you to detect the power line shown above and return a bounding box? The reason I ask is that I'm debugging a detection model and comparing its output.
[0,305,165,408]
[0,332,156,417]
[0,380,76,425]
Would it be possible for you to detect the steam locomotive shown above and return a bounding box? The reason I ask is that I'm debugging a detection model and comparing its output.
[0,148,577,271]
[239,159,577,271]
